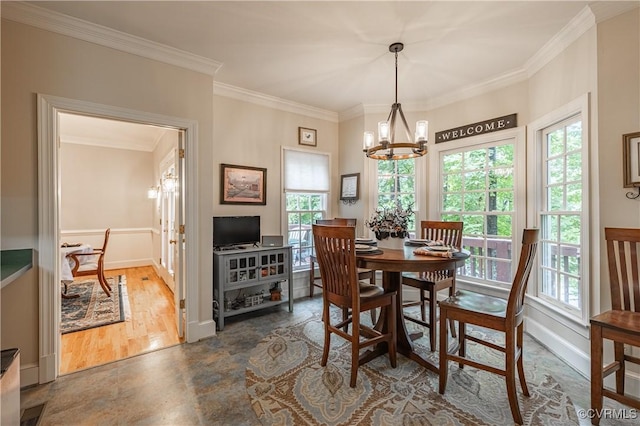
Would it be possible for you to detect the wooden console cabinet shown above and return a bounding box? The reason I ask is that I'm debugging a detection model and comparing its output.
[213,245,293,330]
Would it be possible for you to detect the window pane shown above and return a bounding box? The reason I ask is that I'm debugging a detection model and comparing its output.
[443,173,463,191]
[464,149,486,170]
[464,192,485,212]
[461,214,485,235]
[566,152,582,181]
[547,157,564,185]
[464,171,485,191]
[443,153,463,172]
[489,145,514,167]
[566,122,582,151]
[566,183,581,211]
[442,193,463,211]
[547,129,565,157]
[560,215,580,244]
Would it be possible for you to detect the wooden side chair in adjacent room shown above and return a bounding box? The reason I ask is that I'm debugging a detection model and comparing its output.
[438,228,539,425]
[402,220,464,351]
[590,227,640,425]
[68,228,111,297]
[312,223,397,387]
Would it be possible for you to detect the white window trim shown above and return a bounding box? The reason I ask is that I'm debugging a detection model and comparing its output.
[428,126,527,287]
[526,93,593,327]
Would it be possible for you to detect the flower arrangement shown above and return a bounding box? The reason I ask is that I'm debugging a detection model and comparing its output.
[365,205,413,240]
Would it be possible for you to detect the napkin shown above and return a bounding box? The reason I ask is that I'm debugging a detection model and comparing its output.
[413,247,456,258]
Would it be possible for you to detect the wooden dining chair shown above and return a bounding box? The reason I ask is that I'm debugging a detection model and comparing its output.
[68,228,111,297]
[312,223,397,387]
[402,220,464,350]
[590,227,640,425]
[438,228,539,425]
[312,218,378,325]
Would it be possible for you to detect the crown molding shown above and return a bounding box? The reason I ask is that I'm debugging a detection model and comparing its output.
[589,1,640,23]
[213,82,339,123]
[2,2,222,76]
[525,6,596,78]
[60,134,157,152]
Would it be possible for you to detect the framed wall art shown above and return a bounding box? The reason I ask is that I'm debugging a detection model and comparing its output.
[298,127,317,147]
[220,163,267,205]
[340,173,360,202]
[623,131,640,188]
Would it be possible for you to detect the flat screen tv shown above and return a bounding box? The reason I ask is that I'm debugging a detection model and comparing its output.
[213,216,260,248]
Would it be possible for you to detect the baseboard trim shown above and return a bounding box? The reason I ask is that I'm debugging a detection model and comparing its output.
[187,319,216,343]
[106,259,152,270]
[21,363,40,388]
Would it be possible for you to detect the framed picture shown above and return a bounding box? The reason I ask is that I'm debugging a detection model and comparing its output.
[623,132,640,187]
[220,163,267,205]
[298,127,317,147]
[340,173,360,201]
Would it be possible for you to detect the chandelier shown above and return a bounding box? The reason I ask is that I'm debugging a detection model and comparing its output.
[363,42,428,160]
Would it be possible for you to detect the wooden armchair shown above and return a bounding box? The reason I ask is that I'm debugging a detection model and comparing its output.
[68,228,111,297]
[438,228,539,425]
[312,223,397,387]
[402,220,464,350]
[590,227,640,424]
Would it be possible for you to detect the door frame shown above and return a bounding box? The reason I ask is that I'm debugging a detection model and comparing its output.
[37,94,200,383]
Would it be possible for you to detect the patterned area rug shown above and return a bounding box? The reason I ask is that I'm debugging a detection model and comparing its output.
[61,275,125,334]
[246,313,579,425]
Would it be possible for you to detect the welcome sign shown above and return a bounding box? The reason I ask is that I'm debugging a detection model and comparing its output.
[435,113,517,143]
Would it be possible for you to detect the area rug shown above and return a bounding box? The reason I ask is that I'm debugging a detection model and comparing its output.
[61,275,125,334]
[246,313,579,425]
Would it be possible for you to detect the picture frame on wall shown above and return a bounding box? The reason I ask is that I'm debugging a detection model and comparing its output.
[623,131,640,187]
[298,127,317,147]
[340,173,360,201]
[220,163,267,205]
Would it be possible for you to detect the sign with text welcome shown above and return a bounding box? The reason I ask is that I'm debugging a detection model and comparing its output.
[435,113,517,143]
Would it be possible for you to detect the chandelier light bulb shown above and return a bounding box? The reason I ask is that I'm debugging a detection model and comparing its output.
[378,121,390,143]
[415,120,428,142]
[363,131,375,150]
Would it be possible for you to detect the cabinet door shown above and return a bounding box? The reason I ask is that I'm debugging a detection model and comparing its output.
[225,253,259,288]
[259,249,289,280]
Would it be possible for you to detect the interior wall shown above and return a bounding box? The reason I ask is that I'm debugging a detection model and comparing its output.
[0,19,214,377]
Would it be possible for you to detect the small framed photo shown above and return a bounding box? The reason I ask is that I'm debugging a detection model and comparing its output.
[623,132,640,187]
[298,127,317,147]
[340,173,360,201]
[220,163,267,205]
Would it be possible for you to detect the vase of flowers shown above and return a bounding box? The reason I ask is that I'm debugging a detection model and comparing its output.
[365,206,412,249]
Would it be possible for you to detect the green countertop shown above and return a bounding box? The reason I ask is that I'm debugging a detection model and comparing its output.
[1,249,34,288]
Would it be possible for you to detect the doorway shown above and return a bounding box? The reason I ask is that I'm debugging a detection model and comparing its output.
[37,94,200,382]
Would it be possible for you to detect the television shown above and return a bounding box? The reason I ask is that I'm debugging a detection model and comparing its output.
[213,216,261,248]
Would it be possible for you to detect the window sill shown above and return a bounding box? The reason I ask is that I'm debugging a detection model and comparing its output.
[525,295,589,338]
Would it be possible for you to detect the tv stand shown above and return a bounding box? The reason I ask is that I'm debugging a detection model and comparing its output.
[213,245,293,330]
[214,245,247,251]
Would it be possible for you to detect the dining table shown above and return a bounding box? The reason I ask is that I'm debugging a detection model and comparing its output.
[356,244,469,373]
[60,243,93,298]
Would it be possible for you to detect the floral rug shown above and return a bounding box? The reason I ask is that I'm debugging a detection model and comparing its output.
[61,275,125,334]
[246,313,579,425]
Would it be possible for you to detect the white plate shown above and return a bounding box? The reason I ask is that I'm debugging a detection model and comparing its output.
[427,246,452,252]
[356,246,377,252]
[355,244,372,250]
[408,238,431,244]
[356,238,375,243]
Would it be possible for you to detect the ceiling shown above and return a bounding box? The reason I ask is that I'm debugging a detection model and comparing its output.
[22,1,639,148]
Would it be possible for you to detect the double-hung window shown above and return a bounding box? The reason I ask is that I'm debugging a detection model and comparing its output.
[283,148,329,270]
[375,159,417,235]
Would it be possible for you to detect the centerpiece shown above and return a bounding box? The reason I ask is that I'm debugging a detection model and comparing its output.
[365,206,413,249]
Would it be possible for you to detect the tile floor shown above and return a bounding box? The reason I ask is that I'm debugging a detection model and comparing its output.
[21,297,636,425]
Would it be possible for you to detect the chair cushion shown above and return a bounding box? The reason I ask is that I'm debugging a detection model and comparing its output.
[359,282,384,298]
[441,289,508,317]
[77,262,99,272]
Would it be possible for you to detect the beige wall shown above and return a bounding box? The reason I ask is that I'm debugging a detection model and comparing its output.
[211,95,340,236]
[60,144,154,230]
[1,20,214,370]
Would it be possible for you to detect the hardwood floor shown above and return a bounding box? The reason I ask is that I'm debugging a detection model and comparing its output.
[60,265,183,374]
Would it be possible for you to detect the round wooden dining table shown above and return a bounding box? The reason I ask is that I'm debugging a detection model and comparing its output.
[356,244,469,373]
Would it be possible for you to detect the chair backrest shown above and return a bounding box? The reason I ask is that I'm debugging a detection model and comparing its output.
[420,221,463,248]
[506,228,539,318]
[312,224,360,310]
[316,218,356,226]
[605,227,640,312]
[101,228,111,252]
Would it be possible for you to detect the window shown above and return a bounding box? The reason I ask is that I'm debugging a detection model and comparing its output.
[538,116,584,314]
[375,159,417,235]
[441,142,517,286]
[283,148,329,270]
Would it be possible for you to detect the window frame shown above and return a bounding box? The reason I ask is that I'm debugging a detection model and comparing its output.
[428,127,527,291]
[526,94,591,326]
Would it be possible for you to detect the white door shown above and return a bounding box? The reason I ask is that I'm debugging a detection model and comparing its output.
[174,133,186,337]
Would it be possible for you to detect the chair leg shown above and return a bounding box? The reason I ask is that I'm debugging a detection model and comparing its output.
[458,321,466,369]
[448,286,457,338]
[505,330,523,425]
[388,295,397,368]
[590,324,603,425]
[438,307,449,394]
[369,308,377,325]
[517,324,529,396]
[428,288,437,351]
[614,341,626,394]
[420,289,427,322]
[321,304,331,367]
[350,317,360,388]
[342,307,349,333]
[97,270,111,297]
